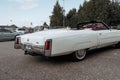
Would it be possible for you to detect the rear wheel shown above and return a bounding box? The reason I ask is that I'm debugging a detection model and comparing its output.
[72,49,86,61]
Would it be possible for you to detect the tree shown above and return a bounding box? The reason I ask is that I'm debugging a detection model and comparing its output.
[50,1,64,27]
[109,1,120,25]
[94,0,110,23]
[78,0,111,24]
[66,8,78,28]
[78,1,93,22]
[50,0,120,27]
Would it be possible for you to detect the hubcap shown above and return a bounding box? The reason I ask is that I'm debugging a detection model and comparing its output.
[75,49,86,60]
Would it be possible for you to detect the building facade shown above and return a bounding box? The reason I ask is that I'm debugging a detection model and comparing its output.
[0,25,18,32]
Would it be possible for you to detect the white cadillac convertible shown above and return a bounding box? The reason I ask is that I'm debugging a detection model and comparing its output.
[14,21,120,61]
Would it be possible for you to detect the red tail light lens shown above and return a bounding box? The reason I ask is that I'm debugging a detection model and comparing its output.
[45,40,50,50]
[45,39,52,56]
[15,38,19,44]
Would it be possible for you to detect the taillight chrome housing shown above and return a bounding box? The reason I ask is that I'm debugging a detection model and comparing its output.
[44,39,52,56]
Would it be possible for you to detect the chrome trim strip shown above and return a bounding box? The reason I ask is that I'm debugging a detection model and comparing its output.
[51,51,74,57]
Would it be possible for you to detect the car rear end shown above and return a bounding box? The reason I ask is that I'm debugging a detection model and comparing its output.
[14,35,52,57]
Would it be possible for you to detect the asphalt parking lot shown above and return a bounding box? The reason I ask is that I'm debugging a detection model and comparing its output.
[0,41,120,80]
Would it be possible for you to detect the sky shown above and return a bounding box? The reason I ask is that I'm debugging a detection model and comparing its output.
[0,0,85,27]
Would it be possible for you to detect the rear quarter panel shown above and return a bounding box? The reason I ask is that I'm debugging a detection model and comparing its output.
[51,31,98,56]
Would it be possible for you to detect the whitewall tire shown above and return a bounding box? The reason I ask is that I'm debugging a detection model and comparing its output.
[72,49,86,61]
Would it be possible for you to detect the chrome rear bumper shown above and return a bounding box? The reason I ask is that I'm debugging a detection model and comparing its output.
[23,44,45,55]
[14,43,45,56]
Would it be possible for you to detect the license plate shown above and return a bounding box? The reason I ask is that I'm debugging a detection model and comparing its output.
[26,45,32,50]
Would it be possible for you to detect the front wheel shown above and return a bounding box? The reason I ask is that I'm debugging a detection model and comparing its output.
[72,49,86,61]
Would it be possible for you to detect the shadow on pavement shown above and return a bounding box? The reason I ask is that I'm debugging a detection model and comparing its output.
[33,46,116,63]
[86,46,115,59]
[34,55,73,64]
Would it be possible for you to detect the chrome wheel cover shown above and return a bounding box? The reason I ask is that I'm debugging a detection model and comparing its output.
[75,49,86,60]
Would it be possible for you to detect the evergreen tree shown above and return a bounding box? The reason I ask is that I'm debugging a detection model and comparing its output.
[78,0,110,23]
[50,1,64,27]
[66,8,78,28]
[109,1,120,25]
[50,0,120,28]
[78,0,96,22]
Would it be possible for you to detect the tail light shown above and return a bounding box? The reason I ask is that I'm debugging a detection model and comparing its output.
[15,38,19,44]
[45,39,52,56]
[45,40,50,50]
[45,39,52,50]
[14,37,21,49]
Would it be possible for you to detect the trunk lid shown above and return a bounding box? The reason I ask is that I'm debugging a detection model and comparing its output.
[20,29,71,45]
[19,29,94,45]
[20,35,45,45]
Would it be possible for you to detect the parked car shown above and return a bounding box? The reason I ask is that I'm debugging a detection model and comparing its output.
[0,29,20,41]
[14,21,120,61]
[15,28,26,34]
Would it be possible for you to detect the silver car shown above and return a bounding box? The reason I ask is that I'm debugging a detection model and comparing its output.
[0,29,20,41]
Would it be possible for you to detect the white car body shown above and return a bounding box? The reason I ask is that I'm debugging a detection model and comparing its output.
[14,21,120,60]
